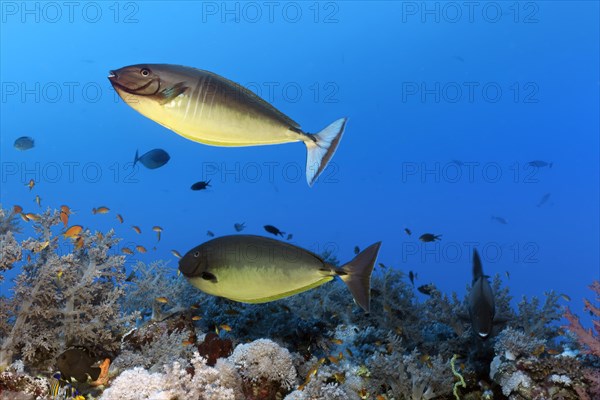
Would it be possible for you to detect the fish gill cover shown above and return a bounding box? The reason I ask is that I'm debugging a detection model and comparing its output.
[0,2,599,400]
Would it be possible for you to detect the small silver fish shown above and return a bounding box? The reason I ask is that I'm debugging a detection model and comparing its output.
[527,160,552,168]
[491,216,508,225]
[537,193,551,208]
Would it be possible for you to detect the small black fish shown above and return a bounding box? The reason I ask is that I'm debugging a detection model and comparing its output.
[491,216,508,225]
[134,149,170,169]
[286,233,293,240]
[191,180,211,191]
[409,271,416,286]
[528,160,552,168]
[417,283,436,296]
[419,233,442,242]
[264,225,284,237]
[378,263,386,269]
[537,193,551,208]
[207,230,215,237]
[404,228,411,236]
[14,136,35,151]
[234,222,245,232]
[354,246,360,255]
[125,271,137,282]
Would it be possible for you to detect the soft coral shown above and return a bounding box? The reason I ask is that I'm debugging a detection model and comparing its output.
[563,281,600,357]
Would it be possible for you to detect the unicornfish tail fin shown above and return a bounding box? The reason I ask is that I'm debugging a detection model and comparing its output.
[338,241,382,312]
[305,117,347,186]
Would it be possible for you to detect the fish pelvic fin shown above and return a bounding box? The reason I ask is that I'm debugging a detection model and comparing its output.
[472,248,483,283]
[305,117,347,187]
[338,241,381,312]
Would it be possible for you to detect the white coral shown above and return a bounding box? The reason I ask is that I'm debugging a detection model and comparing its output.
[100,352,235,400]
[100,367,167,400]
[229,338,297,389]
[163,352,235,400]
[500,370,532,397]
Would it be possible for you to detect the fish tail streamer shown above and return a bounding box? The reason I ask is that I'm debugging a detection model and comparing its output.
[339,241,382,312]
[305,117,347,186]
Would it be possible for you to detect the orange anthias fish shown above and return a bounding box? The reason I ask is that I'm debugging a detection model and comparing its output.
[92,206,110,214]
[132,226,141,234]
[60,211,69,227]
[13,205,23,214]
[25,213,41,221]
[63,225,83,239]
[155,297,168,303]
[135,245,147,253]
[116,214,124,223]
[27,179,35,190]
[34,195,41,207]
[122,248,134,255]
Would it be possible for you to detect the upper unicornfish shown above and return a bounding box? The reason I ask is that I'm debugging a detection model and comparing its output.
[108,64,347,186]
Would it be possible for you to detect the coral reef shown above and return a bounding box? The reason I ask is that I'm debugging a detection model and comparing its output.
[1,205,597,399]
[563,281,600,357]
[0,207,22,281]
[0,207,136,371]
[198,332,233,366]
[229,338,297,399]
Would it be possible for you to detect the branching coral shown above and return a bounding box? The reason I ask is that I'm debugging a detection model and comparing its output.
[514,290,562,341]
[0,207,23,281]
[0,209,137,370]
[563,281,600,357]
[101,352,237,400]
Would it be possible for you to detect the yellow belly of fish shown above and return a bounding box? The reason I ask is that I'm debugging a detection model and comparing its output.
[189,268,334,303]
[130,95,301,147]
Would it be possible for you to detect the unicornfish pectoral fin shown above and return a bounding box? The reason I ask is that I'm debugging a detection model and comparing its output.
[305,117,347,186]
[157,82,188,105]
[338,241,382,312]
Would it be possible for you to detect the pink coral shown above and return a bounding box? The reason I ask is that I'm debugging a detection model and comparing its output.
[563,281,600,357]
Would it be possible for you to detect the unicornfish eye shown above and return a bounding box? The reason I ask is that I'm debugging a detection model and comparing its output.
[140,68,150,77]
[194,251,200,257]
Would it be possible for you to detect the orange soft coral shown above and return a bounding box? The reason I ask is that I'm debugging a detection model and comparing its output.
[563,281,600,357]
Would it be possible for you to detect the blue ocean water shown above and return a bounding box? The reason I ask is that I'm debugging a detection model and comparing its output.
[0,0,598,347]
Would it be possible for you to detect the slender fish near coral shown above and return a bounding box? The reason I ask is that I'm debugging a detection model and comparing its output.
[467,249,506,339]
